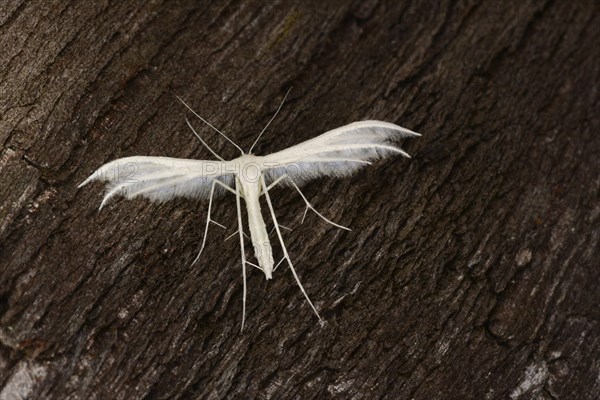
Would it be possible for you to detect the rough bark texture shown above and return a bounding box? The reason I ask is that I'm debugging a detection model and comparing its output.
[1,1,599,399]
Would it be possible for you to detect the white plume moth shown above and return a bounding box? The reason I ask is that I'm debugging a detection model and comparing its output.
[79,90,420,330]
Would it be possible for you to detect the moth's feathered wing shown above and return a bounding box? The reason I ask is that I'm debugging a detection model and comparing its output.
[78,156,234,209]
[262,120,420,186]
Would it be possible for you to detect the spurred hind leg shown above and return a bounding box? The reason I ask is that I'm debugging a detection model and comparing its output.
[260,176,322,321]
[235,178,248,331]
[263,173,350,231]
[191,179,230,266]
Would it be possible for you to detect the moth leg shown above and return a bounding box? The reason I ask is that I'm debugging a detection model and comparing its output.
[211,220,227,229]
[235,178,248,331]
[214,179,239,196]
[215,180,250,241]
[289,177,351,231]
[268,224,292,235]
[260,176,323,322]
[191,180,223,266]
[191,179,235,266]
[246,261,263,272]
[266,173,351,231]
[224,230,250,242]
[263,175,287,193]
[273,257,286,272]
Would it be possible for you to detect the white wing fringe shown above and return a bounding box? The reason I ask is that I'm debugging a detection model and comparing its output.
[79,120,419,208]
[78,156,233,209]
[263,120,420,186]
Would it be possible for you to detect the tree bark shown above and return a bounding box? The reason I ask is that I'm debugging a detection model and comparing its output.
[1,1,599,399]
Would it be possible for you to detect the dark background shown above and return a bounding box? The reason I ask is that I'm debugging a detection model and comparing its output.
[1,1,599,399]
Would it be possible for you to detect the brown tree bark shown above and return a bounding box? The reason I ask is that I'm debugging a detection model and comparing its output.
[1,1,599,399]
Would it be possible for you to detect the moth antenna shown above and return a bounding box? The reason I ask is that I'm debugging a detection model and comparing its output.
[176,95,244,155]
[248,87,292,154]
[185,118,226,161]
